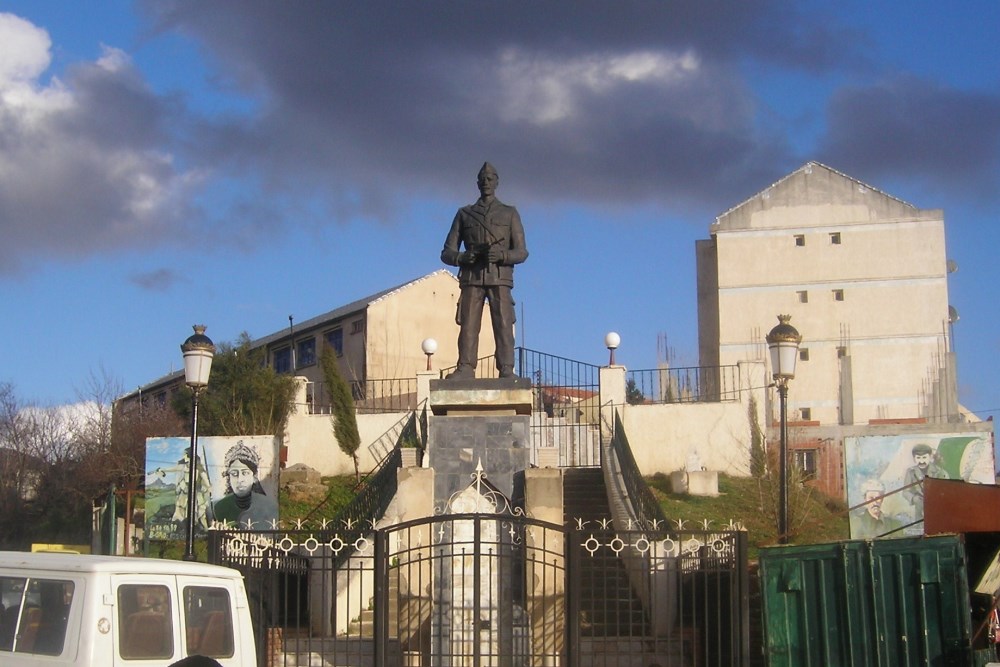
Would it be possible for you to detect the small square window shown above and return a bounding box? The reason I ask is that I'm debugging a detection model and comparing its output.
[833,289,844,301]
[799,407,812,421]
[351,319,364,335]
[325,329,344,357]
[830,232,842,244]
[794,235,805,247]
[296,338,316,368]
[794,449,818,479]
[274,347,292,374]
[799,348,810,361]
[797,290,809,303]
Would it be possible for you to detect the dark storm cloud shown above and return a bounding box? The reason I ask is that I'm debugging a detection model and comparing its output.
[142,0,854,214]
[16,2,998,273]
[129,267,182,291]
[818,76,1000,199]
[0,37,197,274]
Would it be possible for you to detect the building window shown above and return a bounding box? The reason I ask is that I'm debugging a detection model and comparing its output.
[794,234,805,247]
[799,407,812,421]
[833,289,844,301]
[837,346,848,358]
[274,347,292,374]
[830,232,842,244]
[351,319,364,335]
[296,338,316,368]
[799,348,810,361]
[797,290,809,303]
[794,449,818,479]
[325,328,344,357]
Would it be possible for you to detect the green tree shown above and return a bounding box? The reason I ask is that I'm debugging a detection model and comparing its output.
[174,333,297,437]
[625,379,646,405]
[748,395,767,479]
[320,343,361,481]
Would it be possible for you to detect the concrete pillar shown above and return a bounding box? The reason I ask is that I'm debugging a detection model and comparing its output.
[415,370,437,408]
[599,365,627,442]
[524,468,565,662]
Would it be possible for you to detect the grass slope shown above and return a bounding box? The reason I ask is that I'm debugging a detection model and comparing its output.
[647,473,850,558]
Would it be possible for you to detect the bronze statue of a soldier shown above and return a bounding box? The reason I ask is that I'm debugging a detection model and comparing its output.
[441,162,528,379]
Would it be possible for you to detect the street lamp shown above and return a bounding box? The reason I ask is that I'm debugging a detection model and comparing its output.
[181,324,215,561]
[605,332,621,366]
[766,314,801,545]
[421,338,438,371]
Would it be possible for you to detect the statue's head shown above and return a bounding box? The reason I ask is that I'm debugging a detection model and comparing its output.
[477,162,499,196]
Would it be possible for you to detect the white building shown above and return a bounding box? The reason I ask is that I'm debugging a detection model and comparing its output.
[696,162,960,426]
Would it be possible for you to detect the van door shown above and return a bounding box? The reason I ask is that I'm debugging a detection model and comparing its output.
[111,575,181,665]
[175,576,244,666]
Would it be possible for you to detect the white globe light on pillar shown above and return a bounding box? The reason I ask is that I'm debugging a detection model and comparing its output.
[604,332,621,366]
[421,338,438,371]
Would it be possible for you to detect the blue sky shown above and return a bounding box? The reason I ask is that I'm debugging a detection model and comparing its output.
[1,1,999,420]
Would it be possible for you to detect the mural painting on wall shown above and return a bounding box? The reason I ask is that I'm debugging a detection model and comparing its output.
[144,435,280,540]
[845,433,994,539]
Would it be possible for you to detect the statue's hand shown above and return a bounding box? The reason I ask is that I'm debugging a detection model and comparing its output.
[487,247,504,263]
[459,251,478,265]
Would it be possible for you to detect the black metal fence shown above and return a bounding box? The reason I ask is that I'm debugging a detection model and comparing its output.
[307,378,419,414]
[210,517,749,667]
[626,365,741,404]
[609,411,668,529]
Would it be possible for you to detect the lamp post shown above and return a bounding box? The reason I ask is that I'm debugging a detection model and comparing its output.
[181,325,215,561]
[766,314,801,545]
[421,338,438,371]
[605,332,621,366]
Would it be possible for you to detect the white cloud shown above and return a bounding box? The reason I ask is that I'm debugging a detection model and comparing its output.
[0,14,202,273]
[0,13,51,84]
[494,48,701,124]
[0,13,71,114]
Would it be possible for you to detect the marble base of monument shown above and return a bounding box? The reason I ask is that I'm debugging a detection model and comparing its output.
[428,377,533,509]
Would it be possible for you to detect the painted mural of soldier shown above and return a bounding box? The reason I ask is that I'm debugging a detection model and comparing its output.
[901,442,949,521]
[154,448,212,533]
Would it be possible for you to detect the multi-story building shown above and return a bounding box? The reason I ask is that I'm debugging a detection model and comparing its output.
[696,162,960,426]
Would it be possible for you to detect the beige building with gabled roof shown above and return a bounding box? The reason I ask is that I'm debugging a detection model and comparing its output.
[697,162,959,425]
[123,269,493,414]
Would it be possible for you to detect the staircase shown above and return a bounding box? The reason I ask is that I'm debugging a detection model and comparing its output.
[563,467,650,638]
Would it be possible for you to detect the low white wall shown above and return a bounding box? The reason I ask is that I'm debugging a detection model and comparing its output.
[614,360,767,477]
[285,378,408,476]
[622,401,752,476]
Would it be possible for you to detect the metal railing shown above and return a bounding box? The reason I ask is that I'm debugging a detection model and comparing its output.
[441,347,600,392]
[209,509,749,667]
[609,410,668,528]
[626,364,740,404]
[308,378,418,414]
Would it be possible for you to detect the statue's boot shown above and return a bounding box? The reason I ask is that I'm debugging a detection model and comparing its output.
[446,365,475,380]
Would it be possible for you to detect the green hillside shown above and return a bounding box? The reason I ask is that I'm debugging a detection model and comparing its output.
[647,473,850,558]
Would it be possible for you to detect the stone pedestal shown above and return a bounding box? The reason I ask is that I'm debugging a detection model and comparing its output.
[426,378,534,665]
[428,378,533,507]
[669,470,720,497]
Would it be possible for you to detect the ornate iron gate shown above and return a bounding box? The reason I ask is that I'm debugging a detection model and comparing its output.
[211,518,747,667]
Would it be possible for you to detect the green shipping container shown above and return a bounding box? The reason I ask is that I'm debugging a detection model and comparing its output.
[759,534,973,666]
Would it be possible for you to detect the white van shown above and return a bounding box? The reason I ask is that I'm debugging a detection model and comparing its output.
[0,551,256,666]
